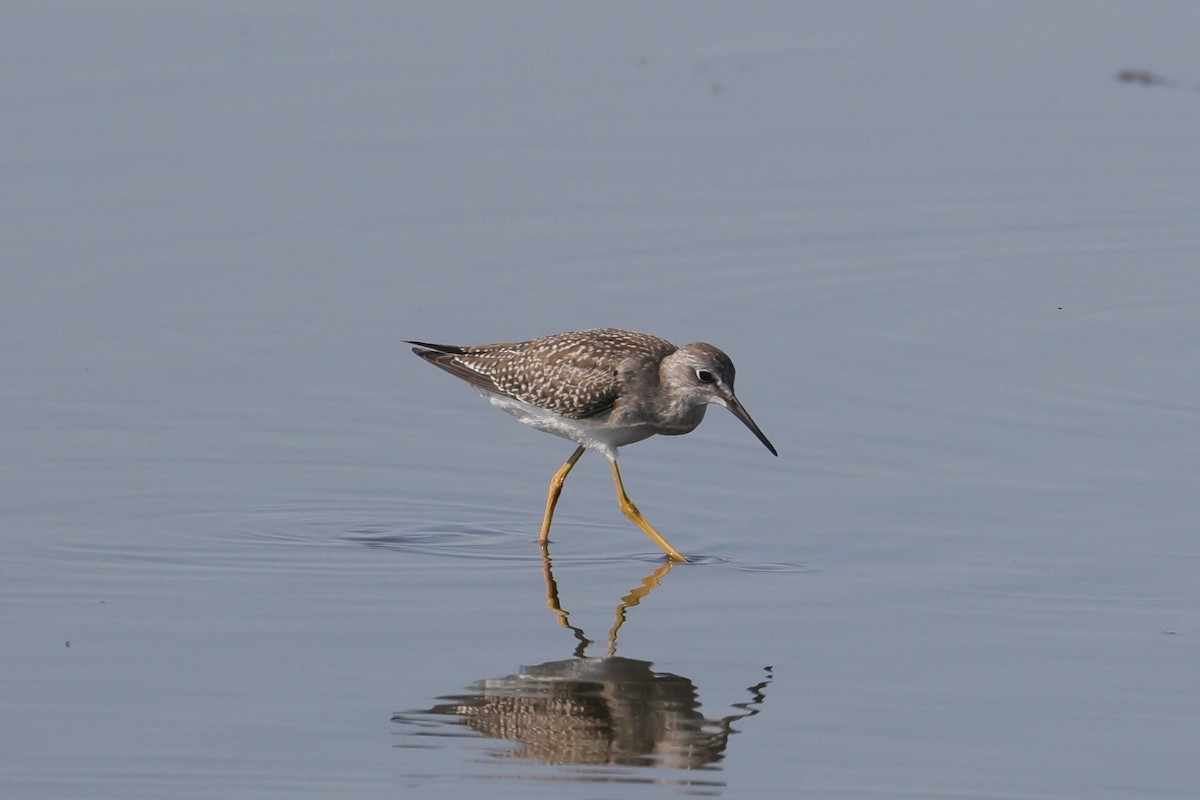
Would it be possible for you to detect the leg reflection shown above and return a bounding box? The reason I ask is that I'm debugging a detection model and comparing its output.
[540,541,676,657]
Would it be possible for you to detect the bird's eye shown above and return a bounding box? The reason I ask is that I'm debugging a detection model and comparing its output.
[696,369,716,384]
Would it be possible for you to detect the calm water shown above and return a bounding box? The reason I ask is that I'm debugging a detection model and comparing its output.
[4,3,1200,798]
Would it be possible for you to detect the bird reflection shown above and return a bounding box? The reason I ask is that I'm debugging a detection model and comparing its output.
[392,548,772,769]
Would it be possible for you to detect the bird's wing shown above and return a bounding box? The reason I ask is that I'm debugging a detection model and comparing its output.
[409,341,509,397]
[409,337,636,419]
[409,330,676,420]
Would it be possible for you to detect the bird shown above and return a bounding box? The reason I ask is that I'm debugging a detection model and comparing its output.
[407,328,777,562]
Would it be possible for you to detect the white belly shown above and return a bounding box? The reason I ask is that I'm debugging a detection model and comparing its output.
[482,392,654,460]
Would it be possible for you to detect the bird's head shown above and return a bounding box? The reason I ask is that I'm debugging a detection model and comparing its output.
[664,343,777,456]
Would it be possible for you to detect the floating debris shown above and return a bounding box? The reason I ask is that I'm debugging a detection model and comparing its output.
[1115,68,1178,87]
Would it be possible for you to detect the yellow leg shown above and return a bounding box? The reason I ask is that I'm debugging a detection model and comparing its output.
[539,446,586,543]
[609,459,688,563]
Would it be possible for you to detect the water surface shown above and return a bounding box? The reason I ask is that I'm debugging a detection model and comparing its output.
[4,2,1200,798]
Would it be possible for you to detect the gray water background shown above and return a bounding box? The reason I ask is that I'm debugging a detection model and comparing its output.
[4,3,1199,798]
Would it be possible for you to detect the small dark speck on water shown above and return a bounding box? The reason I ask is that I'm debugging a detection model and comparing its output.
[1115,68,1177,87]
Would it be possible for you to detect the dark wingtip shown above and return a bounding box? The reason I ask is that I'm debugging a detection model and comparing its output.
[405,340,465,356]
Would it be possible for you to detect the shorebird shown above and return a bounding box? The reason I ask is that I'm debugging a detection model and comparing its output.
[408,328,776,561]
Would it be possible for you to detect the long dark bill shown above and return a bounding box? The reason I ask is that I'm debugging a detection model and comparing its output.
[725,396,778,457]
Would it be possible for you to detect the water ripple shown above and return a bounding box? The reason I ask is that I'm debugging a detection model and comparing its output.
[80,500,820,572]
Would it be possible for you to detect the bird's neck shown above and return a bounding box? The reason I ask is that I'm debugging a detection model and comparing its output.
[657,401,708,435]
[642,383,708,434]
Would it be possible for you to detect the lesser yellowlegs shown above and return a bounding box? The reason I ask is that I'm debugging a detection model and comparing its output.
[408,328,777,562]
